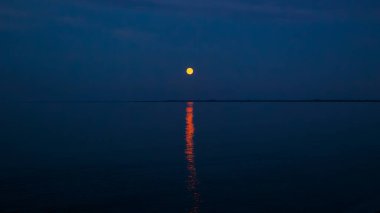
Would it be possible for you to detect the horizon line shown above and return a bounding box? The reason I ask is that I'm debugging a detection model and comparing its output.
[2,99,380,103]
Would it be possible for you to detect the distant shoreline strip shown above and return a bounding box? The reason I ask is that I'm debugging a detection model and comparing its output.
[2,100,380,103]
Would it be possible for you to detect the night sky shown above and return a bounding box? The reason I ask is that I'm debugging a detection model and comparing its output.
[1,0,379,101]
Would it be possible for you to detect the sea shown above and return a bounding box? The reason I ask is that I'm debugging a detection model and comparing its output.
[1,102,380,212]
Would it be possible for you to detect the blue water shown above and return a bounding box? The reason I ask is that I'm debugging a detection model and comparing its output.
[1,102,380,212]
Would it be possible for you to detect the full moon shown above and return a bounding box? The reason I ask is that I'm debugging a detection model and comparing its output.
[186,67,194,75]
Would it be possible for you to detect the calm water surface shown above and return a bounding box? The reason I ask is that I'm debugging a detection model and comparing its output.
[1,102,380,212]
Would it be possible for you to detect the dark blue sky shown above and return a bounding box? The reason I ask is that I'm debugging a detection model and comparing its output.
[1,0,379,100]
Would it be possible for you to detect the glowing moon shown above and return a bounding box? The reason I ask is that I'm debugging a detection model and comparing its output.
[186,67,194,75]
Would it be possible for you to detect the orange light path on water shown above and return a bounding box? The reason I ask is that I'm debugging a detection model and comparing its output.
[185,102,200,213]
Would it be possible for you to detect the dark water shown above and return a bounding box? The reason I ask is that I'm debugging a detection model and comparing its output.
[1,102,380,213]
